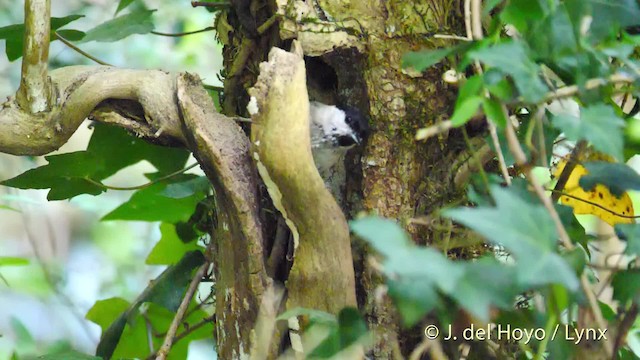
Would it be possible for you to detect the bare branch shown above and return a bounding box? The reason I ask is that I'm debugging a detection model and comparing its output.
[155,262,209,360]
[17,0,52,113]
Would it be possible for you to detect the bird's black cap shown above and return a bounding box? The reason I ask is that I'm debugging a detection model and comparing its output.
[339,105,369,141]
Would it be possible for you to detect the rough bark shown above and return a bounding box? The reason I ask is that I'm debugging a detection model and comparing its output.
[220,0,467,357]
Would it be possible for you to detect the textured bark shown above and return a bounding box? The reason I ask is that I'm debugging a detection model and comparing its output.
[177,74,269,359]
[221,0,466,357]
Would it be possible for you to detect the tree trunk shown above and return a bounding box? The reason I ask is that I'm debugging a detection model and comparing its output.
[0,0,468,358]
[219,0,467,357]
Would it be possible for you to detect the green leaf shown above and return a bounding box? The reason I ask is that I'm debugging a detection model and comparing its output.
[103,175,206,222]
[387,278,441,326]
[469,41,548,103]
[611,270,640,303]
[579,161,640,197]
[589,0,640,40]
[143,250,206,311]
[451,96,483,126]
[0,257,29,267]
[90,251,205,359]
[614,223,640,256]
[486,78,514,101]
[86,297,131,334]
[82,9,156,43]
[483,0,504,16]
[55,29,85,41]
[458,75,484,102]
[161,176,210,199]
[1,123,189,200]
[146,223,202,265]
[500,0,547,33]
[451,258,520,321]
[1,151,106,200]
[557,204,590,251]
[86,124,190,175]
[526,5,578,64]
[86,297,130,360]
[11,317,35,352]
[0,15,83,61]
[350,216,412,255]
[308,308,368,358]
[552,105,625,161]
[445,186,579,290]
[351,217,466,324]
[561,247,587,275]
[116,0,137,15]
[482,98,507,128]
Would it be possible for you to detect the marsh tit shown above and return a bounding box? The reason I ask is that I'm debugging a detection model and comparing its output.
[309,101,368,201]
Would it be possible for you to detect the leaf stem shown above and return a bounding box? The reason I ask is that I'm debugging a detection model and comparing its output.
[151,27,215,37]
[55,31,112,66]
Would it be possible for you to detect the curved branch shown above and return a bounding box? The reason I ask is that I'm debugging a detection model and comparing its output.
[1,66,184,155]
[176,72,268,359]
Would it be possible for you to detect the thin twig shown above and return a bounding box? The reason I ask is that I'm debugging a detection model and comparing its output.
[54,32,112,66]
[468,0,511,185]
[191,1,231,8]
[551,140,587,202]
[415,119,454,140]
[463,0,472,40]
[151,27,215,37]
[504,107,613,358]
[613,303,639,357]
[155,261,210,360]
[470,0,482,40]
[543,74,634,103]
[433,34,471,41]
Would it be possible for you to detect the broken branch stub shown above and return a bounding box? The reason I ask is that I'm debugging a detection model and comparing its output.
[249,43,357,313]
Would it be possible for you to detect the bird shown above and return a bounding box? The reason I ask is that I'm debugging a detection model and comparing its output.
[264,101,368,280]
[309,101,368,203]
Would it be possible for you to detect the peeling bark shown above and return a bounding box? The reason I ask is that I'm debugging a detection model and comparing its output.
[248,43,357,314]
